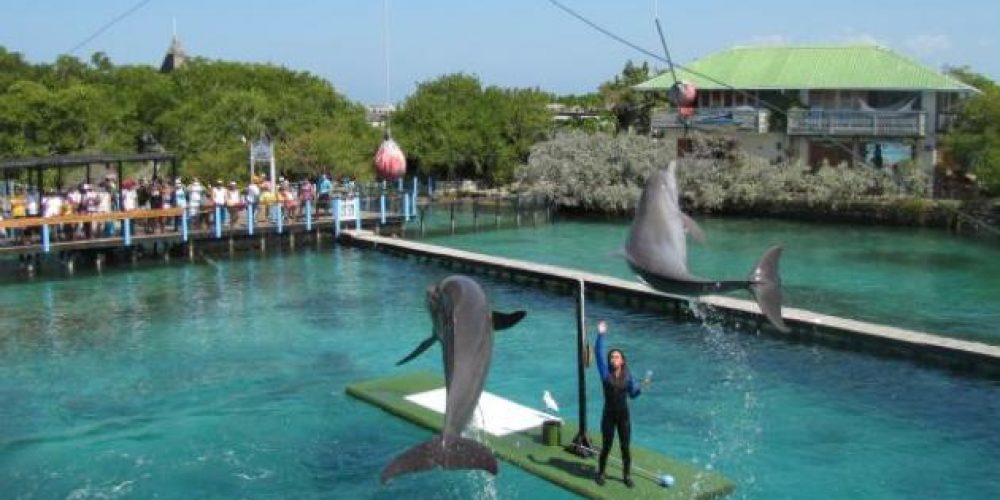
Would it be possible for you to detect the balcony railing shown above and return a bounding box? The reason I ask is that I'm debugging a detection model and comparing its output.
[651,107,770,133]
[787,109,926,137]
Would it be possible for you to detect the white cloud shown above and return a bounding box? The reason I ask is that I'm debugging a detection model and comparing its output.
[835,28,882,46]
[903,34,952,54]
[743,34,791,46]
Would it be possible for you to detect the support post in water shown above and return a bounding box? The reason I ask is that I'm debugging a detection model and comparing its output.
[334,198,342,237]
[277,205,283,234]
[122,219,130,246]
[354,197,361,230]
[380,192,386,225]
[570,278,594,457]
[181,209,189,242]
[42,224,51,253]
[305,201,312,231]
[247,205,254,236]
[214,206,222,239]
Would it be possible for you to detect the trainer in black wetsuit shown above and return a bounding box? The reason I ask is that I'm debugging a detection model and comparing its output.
[594,321,641,488]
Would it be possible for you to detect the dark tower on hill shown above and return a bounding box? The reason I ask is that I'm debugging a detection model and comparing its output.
[160,35,187,73]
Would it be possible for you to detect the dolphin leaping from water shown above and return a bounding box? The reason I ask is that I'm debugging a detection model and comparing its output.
[380,275,527,483]
[624,161,789,332]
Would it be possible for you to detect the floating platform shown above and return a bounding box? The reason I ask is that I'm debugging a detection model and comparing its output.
[346,371,734,499]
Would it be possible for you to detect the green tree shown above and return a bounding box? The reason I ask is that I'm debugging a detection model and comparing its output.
[392,73,551,184]
[942,67,1000,195]
[598,60,659,133]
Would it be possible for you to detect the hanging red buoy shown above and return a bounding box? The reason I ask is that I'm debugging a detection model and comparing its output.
[669,81,697,108]
[374,137,406,180]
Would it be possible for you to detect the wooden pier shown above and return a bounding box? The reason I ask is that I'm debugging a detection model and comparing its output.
[340,230,1000,378]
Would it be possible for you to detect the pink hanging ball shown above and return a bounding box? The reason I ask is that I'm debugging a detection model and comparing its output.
[375,138,407,180]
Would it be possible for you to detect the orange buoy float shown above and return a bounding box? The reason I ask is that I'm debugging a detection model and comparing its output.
[374,137,406,180]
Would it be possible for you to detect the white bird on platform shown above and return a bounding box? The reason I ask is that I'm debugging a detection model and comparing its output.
[542,390,559,413]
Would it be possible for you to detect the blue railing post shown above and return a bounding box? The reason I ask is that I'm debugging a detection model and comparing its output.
[404,191,411,220]
[247,205,254,236]
[42,224,51,253]
[306,200,312,231]
[355,197,362,230]
[428,177,434,196]
[413,177,418,198]
[123,219,131,246]
[214,206,222,239]
[380,192,386,224]
[277,205,283,234]
[334,198,342,237]
[181,209,189,242]
[397,177,403,192]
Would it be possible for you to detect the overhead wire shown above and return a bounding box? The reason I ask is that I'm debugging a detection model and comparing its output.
[67,0,156,55]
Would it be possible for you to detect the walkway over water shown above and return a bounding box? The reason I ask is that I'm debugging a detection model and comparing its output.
[341,230,1000,378]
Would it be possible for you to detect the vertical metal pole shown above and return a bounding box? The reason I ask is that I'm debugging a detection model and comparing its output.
[413,177,418,198]
[334,198,341,237]
[214,205,222,239]
[428,176,433,196]
[355,197,361,230]
[277,205,283,234]
[123,219,131,246]
[380,192,386,224]
[397,177,403,192]
[306,200,312,231]
[247,205,254,236]
[450,201,456,234]
[570,279,593,456]
[404,192,411,220]
[42,224,51,253]
[181,208,188,241]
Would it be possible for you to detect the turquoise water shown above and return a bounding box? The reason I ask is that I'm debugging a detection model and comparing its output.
[1,247,998,498]
[424,218,1000,344]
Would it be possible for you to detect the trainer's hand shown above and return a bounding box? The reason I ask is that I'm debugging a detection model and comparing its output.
[597,320,608,336]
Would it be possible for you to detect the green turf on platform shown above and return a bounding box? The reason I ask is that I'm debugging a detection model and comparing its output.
[346,371,734,499]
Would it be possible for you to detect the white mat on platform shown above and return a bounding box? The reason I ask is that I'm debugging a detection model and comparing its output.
[405,388,560,437]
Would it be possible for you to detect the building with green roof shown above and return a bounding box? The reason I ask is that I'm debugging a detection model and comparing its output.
[636,45,977,173]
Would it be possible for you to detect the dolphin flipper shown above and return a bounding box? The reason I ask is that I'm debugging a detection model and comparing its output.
[492,310,526,331]
[380,435,498,484]
[396,336,437,365]
[682,213,706,244]
[747,246,790,333]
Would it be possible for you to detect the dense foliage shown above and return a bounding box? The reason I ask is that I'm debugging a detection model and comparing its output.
[942,67,1000,195]
[0,46,379,182]
[390,73,552,184]
[516,131,927,213]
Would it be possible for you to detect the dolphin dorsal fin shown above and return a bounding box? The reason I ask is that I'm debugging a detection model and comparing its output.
[396,335,437,365]
[492,310,526,331]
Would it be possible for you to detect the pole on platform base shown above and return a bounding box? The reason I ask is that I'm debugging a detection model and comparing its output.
[181,209,189,241]
[306,201,312,231]
[42,224,51,253]
[123,219,131,246]
[569,279,594,457]
[247,205,254,236]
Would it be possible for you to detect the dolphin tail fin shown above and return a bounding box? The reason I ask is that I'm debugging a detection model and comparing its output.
[380,434,498,484]
[396,336,437,365]
[492,310,526,331]
[747,246,790,333]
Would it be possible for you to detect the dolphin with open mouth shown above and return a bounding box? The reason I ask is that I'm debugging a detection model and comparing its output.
[380,274,527,483]
[625,161,789,332]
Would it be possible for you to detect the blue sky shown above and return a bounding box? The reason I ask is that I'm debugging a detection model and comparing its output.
[3,0,997,104]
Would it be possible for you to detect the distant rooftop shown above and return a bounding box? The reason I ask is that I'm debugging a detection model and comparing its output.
[636,45,978,92]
